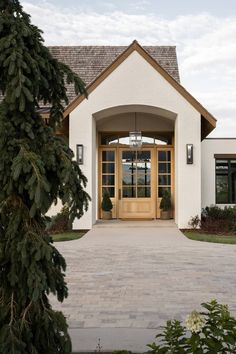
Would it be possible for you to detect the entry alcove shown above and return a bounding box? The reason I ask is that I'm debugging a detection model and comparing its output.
[95,106,176,220]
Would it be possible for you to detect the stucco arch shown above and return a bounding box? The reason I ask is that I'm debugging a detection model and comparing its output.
[93,104,177,121]
[93,104,177,135]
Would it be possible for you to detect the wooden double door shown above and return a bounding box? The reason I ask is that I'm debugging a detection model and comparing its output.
[99,146,174,219]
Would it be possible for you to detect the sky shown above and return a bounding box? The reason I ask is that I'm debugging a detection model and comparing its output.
[22,0,236,137]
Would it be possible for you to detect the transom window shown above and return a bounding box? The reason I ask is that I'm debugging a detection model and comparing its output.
[101,134,170,145]
[216,159,236,204]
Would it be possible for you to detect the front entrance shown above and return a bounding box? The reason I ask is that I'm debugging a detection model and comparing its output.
[119,149,155,218]
[99,145,174,219]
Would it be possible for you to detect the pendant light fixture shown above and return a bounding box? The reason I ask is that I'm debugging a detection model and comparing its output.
[129,112,142,150]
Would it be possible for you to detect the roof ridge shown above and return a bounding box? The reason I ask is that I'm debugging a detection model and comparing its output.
[47,45,177,48]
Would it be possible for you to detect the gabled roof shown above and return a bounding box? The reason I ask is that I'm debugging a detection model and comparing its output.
[48,44,180,105]
[56,40,216,138]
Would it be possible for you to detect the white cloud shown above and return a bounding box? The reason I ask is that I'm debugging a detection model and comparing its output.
[22,1,236,137]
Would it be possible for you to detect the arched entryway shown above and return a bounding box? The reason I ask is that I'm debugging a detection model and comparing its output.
[94,105,176,220]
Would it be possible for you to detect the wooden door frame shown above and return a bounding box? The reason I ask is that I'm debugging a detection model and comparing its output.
[98,144,174,220]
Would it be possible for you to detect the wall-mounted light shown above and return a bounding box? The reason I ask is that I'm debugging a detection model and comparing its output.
[76,144,84,165]
[186,144,193,164]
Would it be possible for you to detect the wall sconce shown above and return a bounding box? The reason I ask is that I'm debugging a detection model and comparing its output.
[186,144,193,164]
[76,144,84,165]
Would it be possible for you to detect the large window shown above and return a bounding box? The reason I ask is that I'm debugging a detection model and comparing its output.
[216,159,236,204]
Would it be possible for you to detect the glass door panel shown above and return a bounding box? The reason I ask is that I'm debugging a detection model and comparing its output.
[121,150,151,198]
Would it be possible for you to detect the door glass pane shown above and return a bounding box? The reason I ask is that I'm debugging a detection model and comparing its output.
[122,162,136,174]
[158,151,171,161]
[122,150,136,161]
[123,187,136,198]
[137,162,151,172]
[159,163,171,173]
[158,175,171,186]
[137,187,151,198]
[102,187,115,198]
[102,151,115,161]
[122,174,136,186]
[158,187,171,198]
[102,175,115,186]
[137,172,151,185]
[102,163,115,174]
[137,150,151,161]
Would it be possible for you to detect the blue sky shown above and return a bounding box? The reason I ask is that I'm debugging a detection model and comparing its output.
[22,0,236,136]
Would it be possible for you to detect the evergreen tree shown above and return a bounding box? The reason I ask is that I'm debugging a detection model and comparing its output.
[0,1,90,352]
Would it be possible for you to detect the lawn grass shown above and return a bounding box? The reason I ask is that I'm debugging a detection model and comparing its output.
[51,231,86,242]
[184,231,236,244]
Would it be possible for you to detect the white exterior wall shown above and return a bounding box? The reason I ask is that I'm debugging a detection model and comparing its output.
[70,50,202,229]
[202,139,236,208]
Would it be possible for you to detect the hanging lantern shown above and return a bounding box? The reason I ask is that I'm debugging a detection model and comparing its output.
[129,112,142,150]
[129,131,142,150]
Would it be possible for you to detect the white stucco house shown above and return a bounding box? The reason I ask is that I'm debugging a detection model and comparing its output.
[43,40,236,229]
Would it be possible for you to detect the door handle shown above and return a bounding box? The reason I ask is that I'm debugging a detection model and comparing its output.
[118,189,121,200]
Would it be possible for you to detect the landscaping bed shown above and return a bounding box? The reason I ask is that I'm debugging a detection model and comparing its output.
[51,231,86,242]
[183,205,236,244]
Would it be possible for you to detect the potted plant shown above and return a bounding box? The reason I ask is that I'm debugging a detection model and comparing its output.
[160,190,172,219]
[101,191,113,220]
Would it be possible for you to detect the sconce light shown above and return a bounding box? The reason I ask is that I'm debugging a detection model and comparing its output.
[76,144,84,165]
[186,144,193,164]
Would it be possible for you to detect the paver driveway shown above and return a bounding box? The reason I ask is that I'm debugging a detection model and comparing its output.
[51,223,236,350]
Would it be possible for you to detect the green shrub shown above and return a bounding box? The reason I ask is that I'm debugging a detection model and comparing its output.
[160,190,171,211]
[201,205,236,233]
[147,300,236,354]
[188,215,201,229]
[101,191,113,212]
[47,206,71,234]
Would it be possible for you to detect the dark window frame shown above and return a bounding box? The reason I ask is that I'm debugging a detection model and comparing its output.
[215,159,236,204]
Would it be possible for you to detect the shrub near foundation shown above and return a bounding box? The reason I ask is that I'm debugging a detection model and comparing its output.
[47,206,71,234]
[201,206,236,233]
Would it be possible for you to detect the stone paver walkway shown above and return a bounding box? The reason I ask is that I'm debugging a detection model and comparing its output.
[51,223,236,351]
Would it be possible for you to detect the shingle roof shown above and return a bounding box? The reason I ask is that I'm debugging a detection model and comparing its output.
[48,45,180,105]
